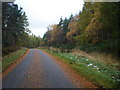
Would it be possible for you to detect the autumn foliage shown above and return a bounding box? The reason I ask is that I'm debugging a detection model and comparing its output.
[42,2,120,57]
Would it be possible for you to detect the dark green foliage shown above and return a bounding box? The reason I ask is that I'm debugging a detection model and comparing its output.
[42,2,120,58]
[2,2,41,56]
[83,2,120,56]
[42,16,72,47]
[2,46,20,56]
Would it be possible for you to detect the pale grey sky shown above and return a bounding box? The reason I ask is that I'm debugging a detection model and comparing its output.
[15,0,84,38]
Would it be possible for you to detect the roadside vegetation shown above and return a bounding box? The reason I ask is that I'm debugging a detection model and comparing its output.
[41,48,120,88]
[40,2,120,88]
[42,2,120,58]
[2,1,120,89]
[2,2,42,56]
[2,2,42,72]
[2,48,28,72]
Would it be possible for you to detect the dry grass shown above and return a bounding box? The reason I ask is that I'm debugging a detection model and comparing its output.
[70,49,120,66]
[43,48,120,88]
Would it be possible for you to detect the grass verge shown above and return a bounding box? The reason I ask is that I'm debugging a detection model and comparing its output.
[40,48,120,88]
[2,48,28,72]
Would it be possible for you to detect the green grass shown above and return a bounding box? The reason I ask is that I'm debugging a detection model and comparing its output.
[40,48,120,88]
[2,48,28,72]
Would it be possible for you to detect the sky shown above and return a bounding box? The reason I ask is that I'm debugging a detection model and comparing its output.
[14,0,84,38]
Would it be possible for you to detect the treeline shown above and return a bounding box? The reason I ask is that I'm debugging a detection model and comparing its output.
[42,2,120,57]
[2,2,41,56]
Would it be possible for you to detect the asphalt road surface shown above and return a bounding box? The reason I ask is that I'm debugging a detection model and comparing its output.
[3,49,77,88]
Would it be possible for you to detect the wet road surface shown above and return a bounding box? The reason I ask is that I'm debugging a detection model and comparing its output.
[3,49,75,88]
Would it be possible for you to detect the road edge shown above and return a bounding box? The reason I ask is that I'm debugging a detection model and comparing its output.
[1,49,30,79]
[41,49,97,88]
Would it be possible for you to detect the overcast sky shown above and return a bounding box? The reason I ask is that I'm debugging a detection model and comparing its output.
[15,0,84,38]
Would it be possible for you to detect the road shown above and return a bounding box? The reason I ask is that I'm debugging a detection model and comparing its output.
[2,49,94,88]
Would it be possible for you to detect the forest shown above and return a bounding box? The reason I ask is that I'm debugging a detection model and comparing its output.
[42,2,120,58]
[2,2,120,88]
[2,2,41,56]
[2,2,120,58]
